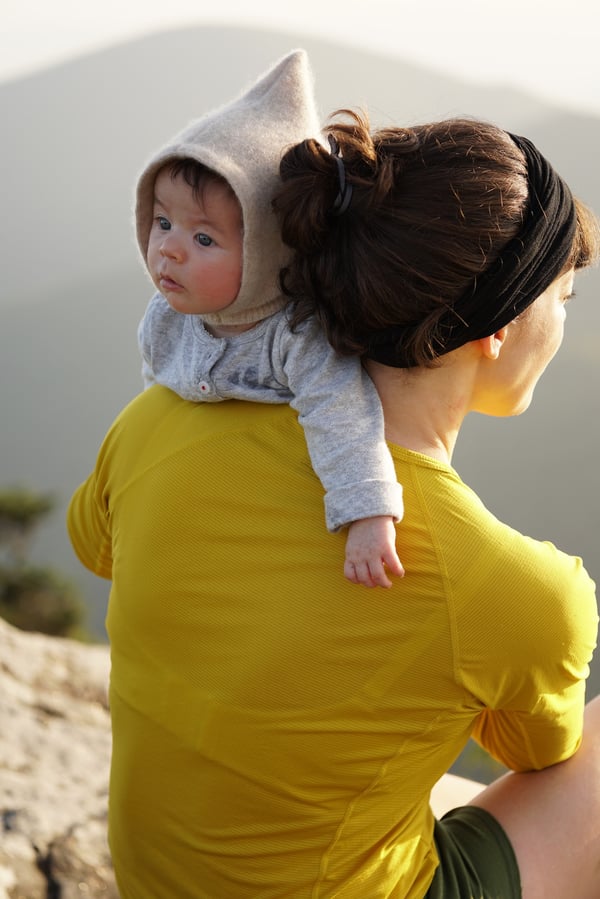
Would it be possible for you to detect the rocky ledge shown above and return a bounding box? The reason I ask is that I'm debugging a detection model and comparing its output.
[0,617,117,898]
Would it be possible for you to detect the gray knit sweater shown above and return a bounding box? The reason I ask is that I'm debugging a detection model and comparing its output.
[139,294,403,531]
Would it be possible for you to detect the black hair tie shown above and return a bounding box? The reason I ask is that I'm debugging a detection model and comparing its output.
[328,134,353,216]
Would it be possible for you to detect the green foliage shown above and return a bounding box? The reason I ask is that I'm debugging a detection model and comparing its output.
[0,487,55,524]
[0,487,56,564]
[0,564,84,636]
[0,486,88,638]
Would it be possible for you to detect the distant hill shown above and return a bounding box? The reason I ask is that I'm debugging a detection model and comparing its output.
[1,26,598,700]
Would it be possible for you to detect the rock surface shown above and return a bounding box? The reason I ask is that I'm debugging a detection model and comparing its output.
[0,617,117,898]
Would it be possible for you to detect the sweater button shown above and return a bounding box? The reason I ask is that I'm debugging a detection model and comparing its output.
[198,380,213,396]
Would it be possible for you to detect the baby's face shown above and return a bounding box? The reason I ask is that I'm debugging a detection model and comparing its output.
[147,169,243,316]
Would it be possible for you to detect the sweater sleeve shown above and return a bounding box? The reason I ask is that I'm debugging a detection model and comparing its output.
[280,318,404,532]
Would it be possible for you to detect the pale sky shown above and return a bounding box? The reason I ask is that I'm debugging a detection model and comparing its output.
[3,0,600,116]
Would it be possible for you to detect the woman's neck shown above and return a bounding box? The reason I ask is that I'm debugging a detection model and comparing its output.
[364,358,472,464]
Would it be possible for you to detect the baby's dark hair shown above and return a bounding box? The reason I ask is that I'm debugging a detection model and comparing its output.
[165,158,237,205]
[274,111,599,366]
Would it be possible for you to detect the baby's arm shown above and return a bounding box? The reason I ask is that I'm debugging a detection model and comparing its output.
[140,300,404,586]
[283,318,405,588]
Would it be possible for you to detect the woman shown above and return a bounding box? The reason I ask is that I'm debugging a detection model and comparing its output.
[68,112,600,896]
[274,113,600,897]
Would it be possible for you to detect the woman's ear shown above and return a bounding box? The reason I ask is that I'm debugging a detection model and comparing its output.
[478,326,510,360]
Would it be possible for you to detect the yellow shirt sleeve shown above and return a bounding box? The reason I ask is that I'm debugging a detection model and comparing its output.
[68,469,112,579]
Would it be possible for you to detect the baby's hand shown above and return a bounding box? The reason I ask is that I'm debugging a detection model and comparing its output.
[344,516,405,588]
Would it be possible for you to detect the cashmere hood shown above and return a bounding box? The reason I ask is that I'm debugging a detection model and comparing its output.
[135,50,323,326]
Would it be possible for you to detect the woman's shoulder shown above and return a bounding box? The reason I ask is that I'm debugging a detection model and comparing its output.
[442,478,596,657]
[107,387,304,463]
[396,447,596,619]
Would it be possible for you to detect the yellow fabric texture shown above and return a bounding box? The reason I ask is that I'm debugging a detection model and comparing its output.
[68,386,598,898]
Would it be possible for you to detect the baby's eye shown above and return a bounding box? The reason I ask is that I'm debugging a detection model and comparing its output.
[195,232,214,247]
[156,216,171,231]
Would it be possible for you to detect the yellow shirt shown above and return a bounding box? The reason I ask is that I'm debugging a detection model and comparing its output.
[68,386,598,898]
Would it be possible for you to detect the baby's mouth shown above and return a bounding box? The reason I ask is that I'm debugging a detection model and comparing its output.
[159,273,182,291]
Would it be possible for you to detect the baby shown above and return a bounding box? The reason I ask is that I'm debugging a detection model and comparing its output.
[135,51,404,588]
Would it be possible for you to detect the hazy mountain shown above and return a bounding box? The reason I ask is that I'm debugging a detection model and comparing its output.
[1,27,598,701]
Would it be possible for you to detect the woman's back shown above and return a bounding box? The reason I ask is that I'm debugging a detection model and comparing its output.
[69,386,596,897]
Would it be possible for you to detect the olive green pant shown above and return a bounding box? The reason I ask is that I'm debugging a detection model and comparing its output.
[426,805,521,898]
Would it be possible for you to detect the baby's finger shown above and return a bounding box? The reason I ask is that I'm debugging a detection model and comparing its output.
[344,559,375,587]
[367,561,393,589]
[384,550,405,578]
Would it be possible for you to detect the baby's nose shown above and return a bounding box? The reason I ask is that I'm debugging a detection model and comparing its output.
[160,233,183,260]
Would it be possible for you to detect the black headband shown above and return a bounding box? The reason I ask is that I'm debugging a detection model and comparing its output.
[366,133,577,367]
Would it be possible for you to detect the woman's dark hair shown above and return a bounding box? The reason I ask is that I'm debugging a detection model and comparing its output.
[274,111,599,366]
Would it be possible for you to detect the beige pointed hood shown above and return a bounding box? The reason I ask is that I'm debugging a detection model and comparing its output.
[135,50,322,326]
